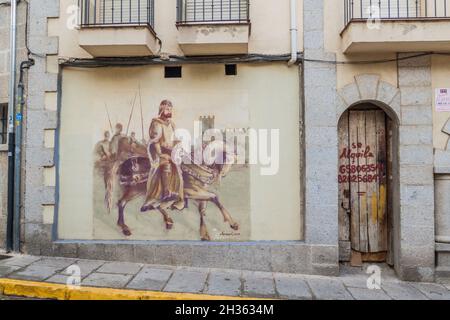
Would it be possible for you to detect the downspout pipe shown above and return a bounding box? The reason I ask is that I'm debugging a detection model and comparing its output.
[13,59,34,251]
[6,0,17,252]
[288,0,298,66]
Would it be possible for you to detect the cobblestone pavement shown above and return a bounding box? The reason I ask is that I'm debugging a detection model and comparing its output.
[1,254,450,300]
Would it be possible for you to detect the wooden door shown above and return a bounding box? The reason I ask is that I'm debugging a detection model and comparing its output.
[338,109,388,261]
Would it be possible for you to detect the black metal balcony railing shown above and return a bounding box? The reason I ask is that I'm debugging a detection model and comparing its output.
[79,0,155,28]
[345,0,450,26]
[177,0,250,24]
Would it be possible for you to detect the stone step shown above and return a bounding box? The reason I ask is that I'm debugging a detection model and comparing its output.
[436,242,450,252]
[435,266,450,279]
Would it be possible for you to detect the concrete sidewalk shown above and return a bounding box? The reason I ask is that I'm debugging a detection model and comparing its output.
[1,254,450,300]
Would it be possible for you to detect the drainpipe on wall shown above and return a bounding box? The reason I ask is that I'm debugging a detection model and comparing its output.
[288,0,298,66]
[13,59,34,251]
[6,0,17,252]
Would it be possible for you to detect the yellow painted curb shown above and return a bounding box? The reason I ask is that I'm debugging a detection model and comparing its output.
[0,278,265,300]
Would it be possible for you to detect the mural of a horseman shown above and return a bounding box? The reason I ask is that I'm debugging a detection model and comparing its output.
[98,99,240,241]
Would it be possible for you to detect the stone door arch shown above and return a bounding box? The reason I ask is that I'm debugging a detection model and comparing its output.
[338,103,395,264]
[335,73,434,280]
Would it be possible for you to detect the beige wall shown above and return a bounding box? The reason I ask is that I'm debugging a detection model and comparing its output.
[325,0,450,150]
[324,0,398,88]
[58,63,302,241]
[51,0,303,58]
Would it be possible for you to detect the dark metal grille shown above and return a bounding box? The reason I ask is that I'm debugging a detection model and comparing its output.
[177,0,250,24]
[79,0,155,27]
[1,104,7,144]
[345,0,450,26]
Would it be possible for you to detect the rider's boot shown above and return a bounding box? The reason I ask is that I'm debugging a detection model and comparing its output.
[161,170,177,202]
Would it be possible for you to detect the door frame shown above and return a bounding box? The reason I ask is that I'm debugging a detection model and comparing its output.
[338,102,399,265]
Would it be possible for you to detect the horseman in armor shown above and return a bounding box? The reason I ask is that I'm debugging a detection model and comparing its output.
[141,100,185,212]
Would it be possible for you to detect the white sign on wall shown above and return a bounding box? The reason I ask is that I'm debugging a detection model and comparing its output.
[436,88,450,112]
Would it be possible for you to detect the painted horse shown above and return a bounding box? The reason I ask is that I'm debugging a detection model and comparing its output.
[110,137,239,240]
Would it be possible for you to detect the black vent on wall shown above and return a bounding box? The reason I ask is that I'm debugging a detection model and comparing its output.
[225,64,237,76]
[165,66,182,78]
[0,104,7,144]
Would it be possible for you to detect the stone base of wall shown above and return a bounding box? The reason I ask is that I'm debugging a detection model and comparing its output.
[25,242,340,276]
[436,243,450,278]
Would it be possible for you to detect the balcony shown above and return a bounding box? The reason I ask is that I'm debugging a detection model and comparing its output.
[342,0,450,53]
[176,0,251,56]
[78,0,159,57]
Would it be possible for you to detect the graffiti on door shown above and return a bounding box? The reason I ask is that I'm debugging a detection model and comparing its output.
[338,109,389,256]
[338,143,384,184]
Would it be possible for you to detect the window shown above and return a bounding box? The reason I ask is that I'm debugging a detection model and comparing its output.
[177,0,250,24]
[1,104,7,144]
[80,0,155,27]
[349,0,439,19]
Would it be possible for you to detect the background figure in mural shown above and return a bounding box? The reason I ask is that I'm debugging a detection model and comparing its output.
[110,123,125,161]
[95,131,111,162]
[105,123,126,214]
[129,132,137,145]
[95,130,113,212]
[128,131,147,151]
[141,100,185,212]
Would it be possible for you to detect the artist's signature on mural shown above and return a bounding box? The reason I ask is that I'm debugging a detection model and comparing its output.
[212,228,241,240]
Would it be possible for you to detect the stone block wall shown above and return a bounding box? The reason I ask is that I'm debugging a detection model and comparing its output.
[336,60,435,281]
[0,0,28,250]
[7,0,435,281]
[0,153,7,249]
[303,0,340,275]
[21,0,59,255]
[12,0,343,278]
[397,54,435,282]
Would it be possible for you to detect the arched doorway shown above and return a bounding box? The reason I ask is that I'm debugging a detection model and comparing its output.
[338,103,396,265]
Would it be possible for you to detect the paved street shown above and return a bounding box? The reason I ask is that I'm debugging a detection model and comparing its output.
[1,254,450,300]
